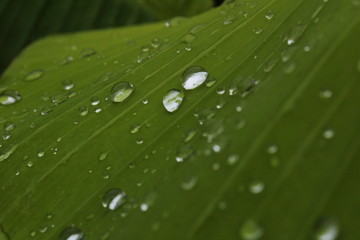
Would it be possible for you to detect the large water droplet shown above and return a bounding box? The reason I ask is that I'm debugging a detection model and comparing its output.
[0,90,21,105]
[239,219,264,240]
[163,89,184,113]
[182,66,208,90]
[60,226,84,240]
[24,70,43,81]
[102,188,127,210]
[313,218,339,240]
[110,81,134,103]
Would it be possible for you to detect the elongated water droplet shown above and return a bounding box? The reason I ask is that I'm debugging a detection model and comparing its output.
[98,152,108,161]
[319,90,332,99]
[182,66,208,90]
[239,219,264,240]
[183,129,197,142]
[130,124,141,134]
[60,226,84,240]
[313,218,339,240]
[163,89,184,113]
[102,188,127,210]
[3,122,15,132]
[51,94,67,104]
[0,144,18,162]
[287,25,306,45]
[80,48,96,58]
[110,81,134,103]
[0,90,21,105]
[24,70,43,81]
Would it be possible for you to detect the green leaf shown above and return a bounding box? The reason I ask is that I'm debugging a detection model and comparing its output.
[0,0,213,73]
[1,0,360,239]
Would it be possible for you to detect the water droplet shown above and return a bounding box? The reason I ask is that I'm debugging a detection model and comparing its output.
[239,219,264,240]
[267,145,278,154]
[216,86,226,95]
[80,48,96,58]
[40,106,53,115]
[249,180,265,194]
[51,94,68,104]
[163,89,184,113]
[183,129,197,142]
[60,226,84,240]
[313,218,339,240]
[206,78,217,87]
[264,58,279,73]
[110,81,134,103]
[175,144,194,162]
[102,188,127,210]
[182,66,208,90]
[0,144,18,162]
[94,108,102,113]
[90,96,100,106]
[287,25,306,45]
[30,230,36,237]
[319,90,332,99]
[182,34,196,44]
[181,176,198,191]
[62,80,74,91]
[227,154,239,165]
[136,137,144,144]
[130,124,141,134]
[140,193,157,212]
[0,90,21,105]
[78,106,89,116]
[142,99,148,104]
[323,129,334,139]
[27,161,34,168]
[60,56,74,65]
[24,70,43,81]
[224,15,238,25]
[37,150,45,158]
[265,10,274,20]
[3,122,15,132]
[98,152,108,161]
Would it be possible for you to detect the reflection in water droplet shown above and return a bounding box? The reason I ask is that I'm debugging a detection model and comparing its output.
[78,106,89,116]
[130,124,142,134]
[323,129,334,139]
[175,144,194,162]
[265,10,274,20]
[163,89,184,113]
[182,66,208,90]
[24,70,43,81]
[249,180,265,194]
[60,226,84,240]
[313,218,339,240]
[102,188,127,210]
[110,81,134,103]
[41,106,53,115]
[0,90,21,105]
[37,150,45,158]
[239,219,264,240]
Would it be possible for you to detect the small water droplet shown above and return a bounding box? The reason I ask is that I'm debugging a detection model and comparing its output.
[62,80,74,91]
[227,154,239,165]
[60,226,84,240]
[184,129,197,142]
[90,96,100,106]
[319,89,332,99]
[78,106,89,116]
[136,137,144,144]
[182,66,208,90]
[37,150,45,158]
[224,15,238,25]
[249,180,265,194]
[313,218,339,240]
[175,144,194,162]
[98,152,108,161]
[80,48,96,58]
[30,230,36,237]
[27,160,34,168]
[102,188,127,210]
[51,94,68,104]
[24,70,43,81]
[267,145,278,154]
[142,99,149,104]
[3,122,15,132]
[181,176,198,191]
[239,219,264,240]
[265,10,274,20]
[163,89,184,113]
[0,90,21,105]
[216,86,226,95]
[40,106,53,115]
[323,129,334,139]
[110,81,134,103]
[130,124,141,134]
